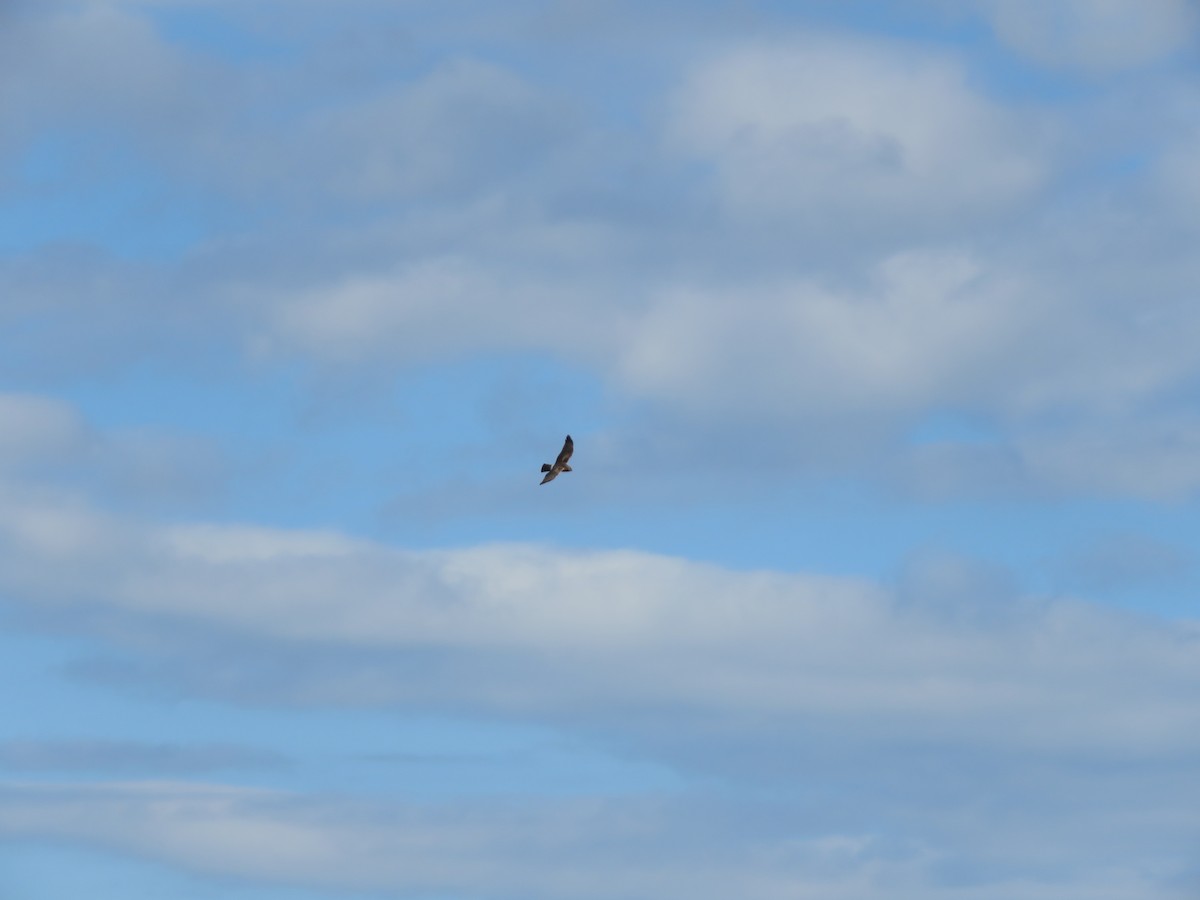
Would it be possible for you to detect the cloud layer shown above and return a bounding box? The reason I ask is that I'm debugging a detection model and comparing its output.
[5,5,1200,499]
[4,3,1200,898]
[4,494,1197,755]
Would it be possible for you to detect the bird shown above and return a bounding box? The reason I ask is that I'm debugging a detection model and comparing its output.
[539,435,574,484]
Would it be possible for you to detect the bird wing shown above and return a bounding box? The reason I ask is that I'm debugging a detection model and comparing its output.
[540,468,560,484]
[554,435,574,468]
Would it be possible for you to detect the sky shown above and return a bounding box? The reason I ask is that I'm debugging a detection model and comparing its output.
[1,0,1199,897]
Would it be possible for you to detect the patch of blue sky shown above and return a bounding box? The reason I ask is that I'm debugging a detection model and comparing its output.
[53,360,1194,621]
[1099,151,1155,179]
[0,625,680,798]
[48,345,1200,622]
[314,732,684,798]
[59,356,299,447]
[905,410,1003,446]
[150,5,297,65]
[4,134,212,260]
[886,498,1200,619]
[962,42,1111,103]
[55,352,608,526]
[0,631,117,743]
[0,843,372,900]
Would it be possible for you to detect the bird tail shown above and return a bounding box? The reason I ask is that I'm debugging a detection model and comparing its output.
[541,463,552,472]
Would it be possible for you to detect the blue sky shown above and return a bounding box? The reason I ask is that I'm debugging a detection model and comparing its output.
[2,1,1200,897]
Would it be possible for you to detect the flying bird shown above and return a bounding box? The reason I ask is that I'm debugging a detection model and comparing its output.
[539,435,574,484]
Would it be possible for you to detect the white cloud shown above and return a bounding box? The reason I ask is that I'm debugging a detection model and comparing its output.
[666,36,1048,231]
[0,393,89,470]
[0,392,226,509]
[0,2,214,150]
[2,498,1198,763]
[0,783,350,888]
[980,0,1198,72]
[1049,531,1192,594]
[263,255,573,364]
[616,250,1030,422]
[0,779,1192,900]
[1152,107,1200,214]
[0,3,571,213]
[302,57,572,202]
[898,411,1200,503]
[1015,413,1200,501]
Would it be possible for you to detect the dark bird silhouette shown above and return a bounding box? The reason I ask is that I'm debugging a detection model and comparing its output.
[540,435,574,484]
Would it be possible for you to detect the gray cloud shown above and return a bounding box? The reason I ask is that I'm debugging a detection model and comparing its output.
[0,392,228,511]
[664,36,1050,232]
[0,393,89,470]
[1,493,1196,768]
[1049,532,1193,595]
[0,779,1193,900]
[977,0,1198,73]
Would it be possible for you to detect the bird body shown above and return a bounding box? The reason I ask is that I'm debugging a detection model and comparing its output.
[540,435,574,484]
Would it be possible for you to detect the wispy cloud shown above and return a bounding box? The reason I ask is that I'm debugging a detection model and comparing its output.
[0,740,288,775]
[2,494,1196,766]
[975,0,1199,73]
[1,779,1192,899]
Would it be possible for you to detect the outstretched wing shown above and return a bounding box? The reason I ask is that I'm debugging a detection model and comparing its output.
[554,435,574,468]
[539,435,573,485]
